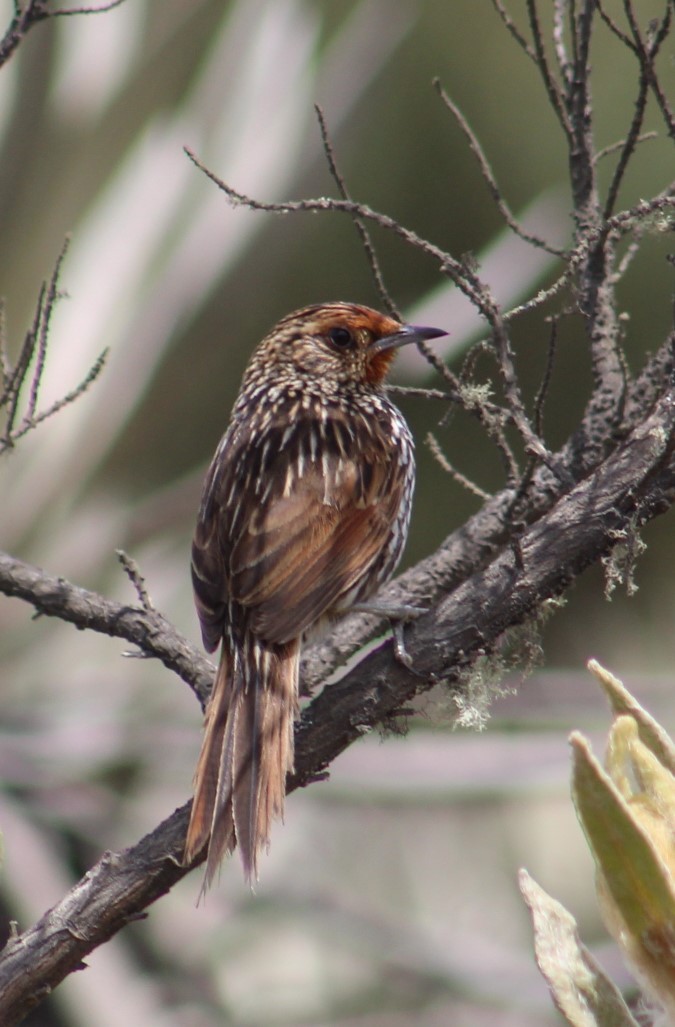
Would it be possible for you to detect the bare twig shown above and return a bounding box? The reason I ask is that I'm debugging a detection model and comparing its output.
[0,284,43,447]
[26,236,70,423]
[0,241,108,455]
[386,385,454,403]
[395,327,522,483]
[433,79,564,256]
[597,1,635,50]
[603,3,671,218]
[0,300,9,389]
[0,0,128,69]
[184,147,489,314]
[1,349,109,453]
[613,228,645,281]
[426,431,491,501]
[452,375,520,484]
[314,104,399,319]
[503,272,572,320]
[50,0,129,15]
[593,131,658,165]
[116,550,155,613]
[490,0,538,61]
[533,317,559,439]
[185,148,559,481]
[526,0,573,139]
[0,550,214,706]
[21,348,108,435]
[623,0,675,139]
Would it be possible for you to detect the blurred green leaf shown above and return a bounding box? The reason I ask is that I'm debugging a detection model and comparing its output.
[571,664,675,1019]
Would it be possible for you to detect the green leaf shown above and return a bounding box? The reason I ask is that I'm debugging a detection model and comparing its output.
[588,659,675,774]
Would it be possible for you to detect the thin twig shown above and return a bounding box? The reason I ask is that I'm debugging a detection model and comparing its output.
[426,431,491,501]
[387,385,454,402]
[184,147,490,316]
[410,333,520,485]
[597,1,635,50]
[533,317,560,438]
[503,272,572,320]
[603,3,671,218]
[116,550,155,613]
[603,82,649,221]
[613,227,644,281]
[526,0,573,139]
[491,318,560,479]
[26,237,70,423]
[5,349,109,451]
[314,105,399,319]
[0,286,43,447]
[593,131,658,164]
[433,79,564,256]
[49,0,129,16]
[0,0,128,69]
[446,340,519,482]
[624,0,675,139]
[0,301,9,391]
[392,353,521,486]
[508,321,570,519]
[489,0,538,61]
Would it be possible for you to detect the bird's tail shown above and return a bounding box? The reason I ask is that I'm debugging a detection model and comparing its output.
[184,634,299,887]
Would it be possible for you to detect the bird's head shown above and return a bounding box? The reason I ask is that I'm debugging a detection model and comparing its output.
[252,302,446,388]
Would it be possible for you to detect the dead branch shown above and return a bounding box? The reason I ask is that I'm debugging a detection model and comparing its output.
[432,77,564,256]
[0,0,129,69]
[0,240,108,455]
[0,551,214,705]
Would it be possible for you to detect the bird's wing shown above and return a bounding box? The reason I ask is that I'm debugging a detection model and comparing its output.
[192,413,409,647]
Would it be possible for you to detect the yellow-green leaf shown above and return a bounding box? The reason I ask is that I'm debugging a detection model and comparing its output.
[588,659,675,774]
[519,869,638,1027]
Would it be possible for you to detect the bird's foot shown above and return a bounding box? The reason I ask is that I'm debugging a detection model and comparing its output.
[351,600,426,672]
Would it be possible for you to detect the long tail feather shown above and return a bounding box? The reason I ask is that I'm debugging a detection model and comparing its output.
[184,650,233,869]
[184,635,299,888]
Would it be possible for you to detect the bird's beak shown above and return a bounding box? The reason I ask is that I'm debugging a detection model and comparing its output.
[370,322,447,354]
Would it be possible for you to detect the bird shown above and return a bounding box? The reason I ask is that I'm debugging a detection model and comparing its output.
[184,301,446,886]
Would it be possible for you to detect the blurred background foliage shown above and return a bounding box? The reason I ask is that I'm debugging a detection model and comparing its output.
[0,0,673,1024]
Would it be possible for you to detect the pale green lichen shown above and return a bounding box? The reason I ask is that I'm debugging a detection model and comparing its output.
[450,597,566,730]
[602,519,646,599]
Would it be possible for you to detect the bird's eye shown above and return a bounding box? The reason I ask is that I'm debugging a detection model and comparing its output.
[328,326,353,349]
